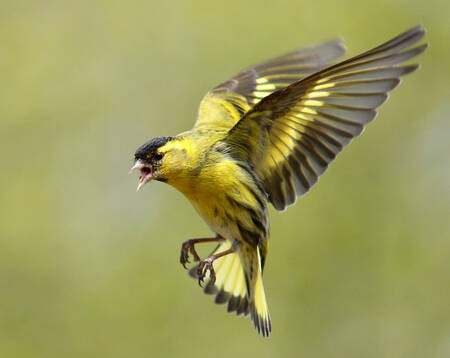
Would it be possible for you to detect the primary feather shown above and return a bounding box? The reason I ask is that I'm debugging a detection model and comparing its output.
[194,37,347,131]
[223,25,427,210]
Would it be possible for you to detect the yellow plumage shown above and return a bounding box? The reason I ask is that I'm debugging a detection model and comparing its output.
[130,26,427,337]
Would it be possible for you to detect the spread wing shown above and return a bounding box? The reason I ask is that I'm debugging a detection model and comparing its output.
[222,25,428,211]
[194,38,347,131]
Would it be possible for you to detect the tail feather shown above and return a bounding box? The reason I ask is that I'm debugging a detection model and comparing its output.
[188,240,271,337]
[250,248,271,336]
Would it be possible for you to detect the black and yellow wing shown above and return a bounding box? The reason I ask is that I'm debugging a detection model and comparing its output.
[194,38,347,131]
[223,26,428,211]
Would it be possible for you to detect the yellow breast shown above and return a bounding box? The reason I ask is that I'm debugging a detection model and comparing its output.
[170,151,267,245]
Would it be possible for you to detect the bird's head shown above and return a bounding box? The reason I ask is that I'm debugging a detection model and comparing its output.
[129,136,188,191]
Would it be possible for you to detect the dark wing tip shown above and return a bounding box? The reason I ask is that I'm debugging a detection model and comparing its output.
[400,63,421,76]
[416,42,430,53]
[408,24,425,35]
[413,24,426,37]
[315,36,348,57]
[396,24,426,43]
[296,36,348,64]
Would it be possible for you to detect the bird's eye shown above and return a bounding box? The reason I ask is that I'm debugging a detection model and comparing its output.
[154,152,164,161]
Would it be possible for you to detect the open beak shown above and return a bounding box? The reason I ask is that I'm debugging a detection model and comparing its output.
[129,159,154,192]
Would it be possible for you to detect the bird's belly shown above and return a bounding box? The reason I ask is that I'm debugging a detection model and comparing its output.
[170,158,268,245]
[190,196,240,241]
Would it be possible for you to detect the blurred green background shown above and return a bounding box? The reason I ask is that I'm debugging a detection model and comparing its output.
[1,0,449,357]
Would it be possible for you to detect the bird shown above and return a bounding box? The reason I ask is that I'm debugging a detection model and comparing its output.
[129,26,427,337]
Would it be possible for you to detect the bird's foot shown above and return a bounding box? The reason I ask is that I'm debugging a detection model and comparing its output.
[180,239,202,269]
[197,256,216,287]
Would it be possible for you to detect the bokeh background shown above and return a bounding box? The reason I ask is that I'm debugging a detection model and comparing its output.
[1,0,449,357]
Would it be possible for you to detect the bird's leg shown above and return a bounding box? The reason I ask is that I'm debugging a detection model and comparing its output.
[197,247,236,287]
[180,237,224,269]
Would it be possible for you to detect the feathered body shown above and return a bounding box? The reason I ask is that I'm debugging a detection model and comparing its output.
[155,130,272,334]
[130,26,427,337]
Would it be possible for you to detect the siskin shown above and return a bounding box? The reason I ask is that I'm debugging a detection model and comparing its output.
[130,26,427,337]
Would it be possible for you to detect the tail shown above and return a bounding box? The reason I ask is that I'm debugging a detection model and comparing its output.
[189,240,271,337]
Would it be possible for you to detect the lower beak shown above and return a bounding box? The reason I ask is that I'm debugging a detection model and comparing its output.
[129,160,154,192]
[136,173,153,192]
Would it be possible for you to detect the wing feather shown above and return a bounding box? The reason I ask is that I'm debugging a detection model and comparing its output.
[223,25,428,211]
[194,38,347,131]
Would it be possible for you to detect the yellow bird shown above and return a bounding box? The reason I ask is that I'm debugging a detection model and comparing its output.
[130,26,427,337]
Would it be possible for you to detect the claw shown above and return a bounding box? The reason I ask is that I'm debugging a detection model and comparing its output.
[180,246,190,269]
[180,253,190,269]
[197,257,216,287]
[189,245,201,262]
[180,240,202,269]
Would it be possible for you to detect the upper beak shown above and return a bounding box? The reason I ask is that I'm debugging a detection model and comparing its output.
[129,159,154,192]
[129,160,145,174]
